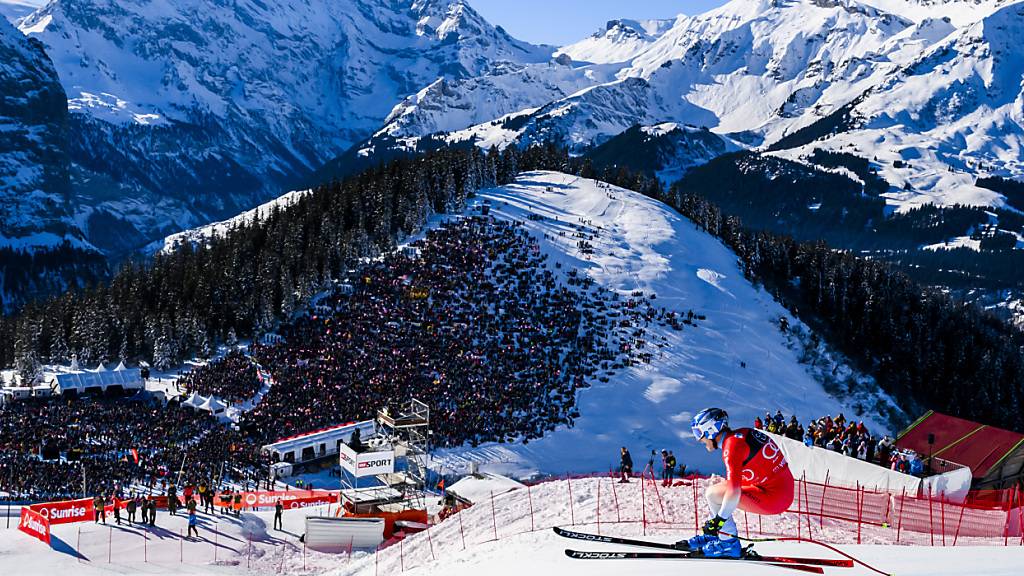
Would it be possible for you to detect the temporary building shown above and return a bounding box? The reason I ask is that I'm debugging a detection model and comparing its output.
[897,411,1024,490]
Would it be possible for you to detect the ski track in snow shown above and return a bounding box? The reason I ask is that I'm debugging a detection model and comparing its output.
[433,171,894,480]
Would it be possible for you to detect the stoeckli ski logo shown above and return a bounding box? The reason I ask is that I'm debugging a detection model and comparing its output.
[563,530,613,542]
[570,551,628,559]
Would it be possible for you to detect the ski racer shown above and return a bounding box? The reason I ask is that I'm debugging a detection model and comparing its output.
[677,407,794,558]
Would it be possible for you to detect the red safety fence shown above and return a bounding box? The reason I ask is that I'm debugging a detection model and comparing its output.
[13,469,1024,572]
[372,470,1024,574]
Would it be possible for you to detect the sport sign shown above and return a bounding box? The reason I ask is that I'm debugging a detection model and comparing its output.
[339,443,395,477]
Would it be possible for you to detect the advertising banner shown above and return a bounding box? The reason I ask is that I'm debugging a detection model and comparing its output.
[29,497,94,525]
[238,490,339,509]
[18,507,51,545]
[340,443,395,477]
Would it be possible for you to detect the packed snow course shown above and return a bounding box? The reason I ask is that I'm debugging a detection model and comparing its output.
[433,171,896,478]
[3,475,1022,576]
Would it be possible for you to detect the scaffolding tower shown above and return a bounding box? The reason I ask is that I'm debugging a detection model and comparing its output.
[376,398,430,511]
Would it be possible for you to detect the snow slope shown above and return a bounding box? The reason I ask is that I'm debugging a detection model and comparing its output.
[157,188,311,254]
[334,477,1024,576]
[429,171,897,478]
[3,477,1022,576]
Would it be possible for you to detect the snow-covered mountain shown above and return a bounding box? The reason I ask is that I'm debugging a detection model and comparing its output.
[345,0,1023,212]
[775,0,1024,210]
[0,0,40,23]
[555,18,677,65]
[10,0,553,253]
[0,14,81,249]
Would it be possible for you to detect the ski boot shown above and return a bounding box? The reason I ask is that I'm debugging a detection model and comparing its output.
[699,537,743,559]
[673,533,716,551]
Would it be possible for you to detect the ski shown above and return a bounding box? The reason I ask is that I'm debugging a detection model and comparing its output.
[553,527,853,568]
[564,549,825,574]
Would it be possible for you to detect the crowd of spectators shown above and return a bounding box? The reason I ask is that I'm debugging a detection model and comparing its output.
[1,214,703,500]
[245,216,684,447]
[179,350,261,405]
[754,411,932,476]
[0,396,267,501]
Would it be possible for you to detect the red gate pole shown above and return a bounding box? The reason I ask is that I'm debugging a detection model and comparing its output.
[820,471,830,530]
[803,474,813,539]
[952,497,967,547]
[180,528,184,564]
[399,538,405,572]
[527,483,535,532]
[348,535,354,562]
[758,513,763,536]
[796,474,803,542]
[856,483,863,545]
[692,479,699,534]
[426,521,435,561]
[743,510,750,539]
[928,485,935,547]
[612,475,621,524]
[641,469,647,536]
[597,479,601,535]
[1004,485,1015,547]
[896,487,906,544]
[458,505,467,550]
[940,490,947,546]
[490,490,498,541]
[646,467,666,523]
[144,527,147,563]
[109,525,113,563]
[374,544,379,576]
[566,477,575,526]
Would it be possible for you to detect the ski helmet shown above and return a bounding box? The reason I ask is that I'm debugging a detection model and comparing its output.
[691,408,729,441]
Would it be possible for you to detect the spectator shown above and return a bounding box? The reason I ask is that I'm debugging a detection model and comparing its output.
[187,510,199,539]
[126,497,137,525]
[619,447,633,483]
[663,450,677,487]
[93,495,105,524]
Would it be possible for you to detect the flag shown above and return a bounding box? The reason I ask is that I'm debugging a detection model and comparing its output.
[131,448,139,464]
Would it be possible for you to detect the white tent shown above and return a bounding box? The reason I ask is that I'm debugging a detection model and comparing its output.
[181,392,205,409]
[114,361,127,372]
[50,368,143,395]
[199,396,227,415]
[95,363,107,372]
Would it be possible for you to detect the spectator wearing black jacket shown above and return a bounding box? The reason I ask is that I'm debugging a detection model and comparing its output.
[619,447,633,483]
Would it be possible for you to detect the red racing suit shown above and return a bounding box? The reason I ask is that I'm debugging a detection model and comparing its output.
[720,427,794,515]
